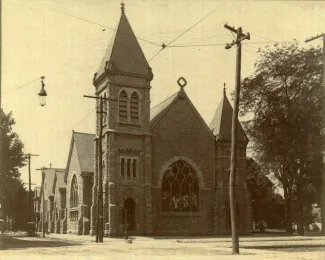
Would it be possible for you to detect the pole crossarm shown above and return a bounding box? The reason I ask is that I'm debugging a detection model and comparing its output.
[224,24,250,50]
[83,95,117,102]
[224,23,249,37]
[225,34,250,49]
[305,33,324,43]
[24,154,40,157]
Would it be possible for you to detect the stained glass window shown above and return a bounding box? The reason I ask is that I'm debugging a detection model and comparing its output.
[161,160,199,212]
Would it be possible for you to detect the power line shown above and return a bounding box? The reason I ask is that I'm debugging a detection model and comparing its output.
[251,33,275,43]
[169,43,226,48]
[148,1,227,62]
[138,23,225,37]
[50,9,161,47]
[73,108,96,129]
[167,5,225,47]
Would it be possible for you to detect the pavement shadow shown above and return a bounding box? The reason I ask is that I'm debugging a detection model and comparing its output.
[0,234,81,250]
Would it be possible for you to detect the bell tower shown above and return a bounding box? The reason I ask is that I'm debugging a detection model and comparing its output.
[90,2,154,237]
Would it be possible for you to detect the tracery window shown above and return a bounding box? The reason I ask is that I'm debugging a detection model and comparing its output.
[70,175,78,208]
[119,90,128,122]
[161,160,199,212]
[130,92,139,123]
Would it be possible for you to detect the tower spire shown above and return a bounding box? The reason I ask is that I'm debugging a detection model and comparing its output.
[121,1,125,14]
[223,83,226,95]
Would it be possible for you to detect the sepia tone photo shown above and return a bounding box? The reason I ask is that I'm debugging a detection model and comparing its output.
[0,0,325,259]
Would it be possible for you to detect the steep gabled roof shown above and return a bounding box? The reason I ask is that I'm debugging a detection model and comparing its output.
[40,168,64,199]
[52,169,66,194]
[150,88,214,137]
[94,6,149,81]
[34,186,41,199]
[209,90,247,142]
[64,131,95,182]
[150,92,178,127]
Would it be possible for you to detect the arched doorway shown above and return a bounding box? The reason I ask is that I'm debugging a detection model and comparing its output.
[122,198,136,231]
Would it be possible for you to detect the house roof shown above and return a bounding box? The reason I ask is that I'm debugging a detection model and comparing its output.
[64,131,95,182]
[209,90,247,142]
[94,5,149,81]
[52,169,66,193]
[34,186,41,199]
[40,168,64,199]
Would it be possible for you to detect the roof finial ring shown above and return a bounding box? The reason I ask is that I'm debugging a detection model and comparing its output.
[177,77,187,90]
[223,82,226,95]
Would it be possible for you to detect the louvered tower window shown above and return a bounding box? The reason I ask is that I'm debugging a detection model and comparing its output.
[119,90,128,122]
[130,92,139,123]
[103,93,107,125]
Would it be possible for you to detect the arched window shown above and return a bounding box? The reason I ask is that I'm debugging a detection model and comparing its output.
[130,92,139,123]
[161,160,199,212]
[70,175,78,208]
[119,90,128,122]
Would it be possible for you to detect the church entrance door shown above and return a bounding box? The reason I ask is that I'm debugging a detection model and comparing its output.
[124,198,136,231]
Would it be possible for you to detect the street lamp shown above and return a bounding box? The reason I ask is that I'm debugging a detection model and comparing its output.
[38,76,47,107]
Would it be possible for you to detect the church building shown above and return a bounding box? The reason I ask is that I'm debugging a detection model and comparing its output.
[38,3,252,237]
[89,3,252,236]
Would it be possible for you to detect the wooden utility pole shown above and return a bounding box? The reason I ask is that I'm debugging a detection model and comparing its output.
[24,154,39,223]
[0,0,2,111]
[305,33,325,235]
[36,167,46,238]
[84,94,116,243]
[224,24,250,254]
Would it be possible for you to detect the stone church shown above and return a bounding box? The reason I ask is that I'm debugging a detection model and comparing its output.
[37,3,252,237]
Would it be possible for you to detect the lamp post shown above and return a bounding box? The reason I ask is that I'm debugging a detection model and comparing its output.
[38,77,47,107]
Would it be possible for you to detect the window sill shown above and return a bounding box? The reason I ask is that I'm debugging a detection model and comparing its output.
[160,212,201,217]
[120,176,139,179]
[118,121,141,126]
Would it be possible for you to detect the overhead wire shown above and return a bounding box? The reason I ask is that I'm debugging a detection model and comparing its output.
[50,9,161,47]
[5,77,41,93]
[73,108,96,129]
[148,1,227,62]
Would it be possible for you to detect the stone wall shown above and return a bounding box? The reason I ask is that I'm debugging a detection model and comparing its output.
[66,143,83,235]
[151,94,216,235]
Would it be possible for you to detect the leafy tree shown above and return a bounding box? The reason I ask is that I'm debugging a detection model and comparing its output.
[246,157,285,228]
[0,110,27,224]
[238,42,325,234]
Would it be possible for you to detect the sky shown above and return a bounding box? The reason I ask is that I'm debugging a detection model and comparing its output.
[2,0,325,188]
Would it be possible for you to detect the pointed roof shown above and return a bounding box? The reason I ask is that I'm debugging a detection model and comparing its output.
[52,169,66,193]
[94,4,149,82]
[64,131,95,182]
[40,167,64,199]
[150,86,214,137]
[150,92,178,127]
[209,89,247,142]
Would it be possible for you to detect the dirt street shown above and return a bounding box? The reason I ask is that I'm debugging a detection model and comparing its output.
[0,233,324,260]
